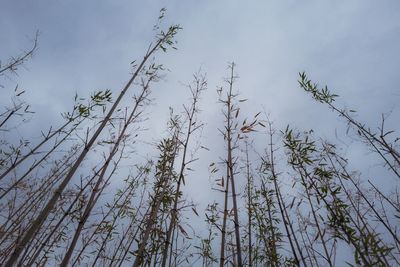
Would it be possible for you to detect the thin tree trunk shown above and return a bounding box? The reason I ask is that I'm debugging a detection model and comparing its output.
[132,130,180,267]
[220,165,230,267]
[244,141,252,267]
[266,125,301,267]
[225,62,243,267]
[60,74,151,267]
[160,74,205,267]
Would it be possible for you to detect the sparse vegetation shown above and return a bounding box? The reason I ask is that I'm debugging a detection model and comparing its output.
[1,9,399,267]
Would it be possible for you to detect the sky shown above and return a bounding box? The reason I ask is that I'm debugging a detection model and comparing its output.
[1,1,400,265]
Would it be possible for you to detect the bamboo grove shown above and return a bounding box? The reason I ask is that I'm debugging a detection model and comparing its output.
[1,13,399,267]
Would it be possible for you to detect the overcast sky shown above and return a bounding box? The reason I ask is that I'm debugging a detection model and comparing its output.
[1,1,400,264]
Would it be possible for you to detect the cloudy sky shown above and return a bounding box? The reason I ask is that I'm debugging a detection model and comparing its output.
[2,0,399,189]
[1,1,400,264]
